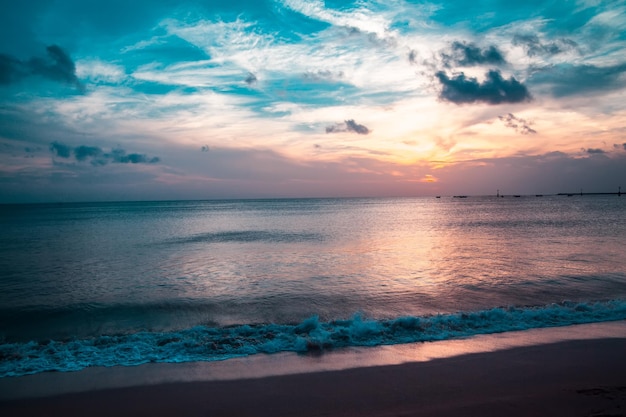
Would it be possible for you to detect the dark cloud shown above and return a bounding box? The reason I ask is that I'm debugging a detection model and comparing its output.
[326,119,370,135]
[30,45,83,89]
[529,63,626,97]
[244,72,257,85]
[0,45,83,91]
[74,145,102,161]
[49,141,72,158]
[108,148,160,164]
[513,34,578,57]
[436,70,531,105]
[498,113,537,135]
[326,125,339,133]
[586,148,606,154]
[345,120,369,135]
[408,50,417,64]
[303,70,344,81]
[24,146,40,154]
[49,142,159,165]
[441,42,506,67]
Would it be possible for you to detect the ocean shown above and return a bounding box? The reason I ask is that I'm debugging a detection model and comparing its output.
[1,196,625,377]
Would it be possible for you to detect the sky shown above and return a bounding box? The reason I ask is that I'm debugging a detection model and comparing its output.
[1,0,625,202]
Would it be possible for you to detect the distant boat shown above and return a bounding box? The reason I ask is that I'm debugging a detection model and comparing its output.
[436,196,441,198]
[513,195,521,198]
[535,194,543,197]
[453,195,468,198]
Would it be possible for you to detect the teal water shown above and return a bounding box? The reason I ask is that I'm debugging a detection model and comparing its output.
[1,196,625,376]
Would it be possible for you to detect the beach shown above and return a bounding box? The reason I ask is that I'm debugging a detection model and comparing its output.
[2,323,625,416]
[1,198,625,415]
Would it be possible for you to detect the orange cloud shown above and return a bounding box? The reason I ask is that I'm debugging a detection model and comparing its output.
[420,174,438,183]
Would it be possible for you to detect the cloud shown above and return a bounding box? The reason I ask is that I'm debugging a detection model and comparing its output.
[435,137,456,152]
[2,1,626,203]
[326,119,370,135]
[75,60,125,84]
[49,142,159,165]
[31,45,83,89]
[436,70,531,105]
[108,148,160,164]
[586,148,606,154]
[303,70,344,81]
[49,142,72,158]
[201,145,210,152]
[74,145,103,161]
[498,113,537,135]
[325,122,345,134]
[244,72,257,85]
[24,146,41,154]
[512,34,578,57]
[281,0,391,40]
[441,42,506,67]
[529,63,626,97]
[434,151,626,196]
[419,174,437,183]
[345,120,370,135]
[0,45,83,91]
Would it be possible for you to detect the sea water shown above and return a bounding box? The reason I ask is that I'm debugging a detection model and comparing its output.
[1,196,625,377]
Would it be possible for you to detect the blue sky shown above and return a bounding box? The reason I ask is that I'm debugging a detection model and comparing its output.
[1,0,625,202]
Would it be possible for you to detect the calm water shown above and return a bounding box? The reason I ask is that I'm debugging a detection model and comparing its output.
[1,196,625,376]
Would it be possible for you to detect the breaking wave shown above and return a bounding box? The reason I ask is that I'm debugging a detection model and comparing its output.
[1,299,625,378]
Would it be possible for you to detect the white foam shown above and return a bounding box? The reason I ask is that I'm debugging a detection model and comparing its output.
[1,320,624,401]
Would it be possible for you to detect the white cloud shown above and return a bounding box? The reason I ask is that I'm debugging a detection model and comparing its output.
[132,60,242,88]
[280,0,392,38]
[75,60,126,84]
[162,18,274,69]
[120,36,167,54]
[159,11,434,105]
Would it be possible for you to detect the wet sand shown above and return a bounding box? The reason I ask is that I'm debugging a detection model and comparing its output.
[1,336,625,417]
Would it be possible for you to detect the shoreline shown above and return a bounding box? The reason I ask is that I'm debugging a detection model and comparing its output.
[1,335,625,416]
[1,321,625,416]
[1,321,625,399]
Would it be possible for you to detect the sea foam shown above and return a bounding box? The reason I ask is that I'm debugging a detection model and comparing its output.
[1,299,625,378]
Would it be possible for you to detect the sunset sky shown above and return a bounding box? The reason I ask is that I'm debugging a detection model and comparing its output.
[1,0,625,202]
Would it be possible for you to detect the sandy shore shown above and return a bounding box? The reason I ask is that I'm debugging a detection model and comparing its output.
[1,335,625,417]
